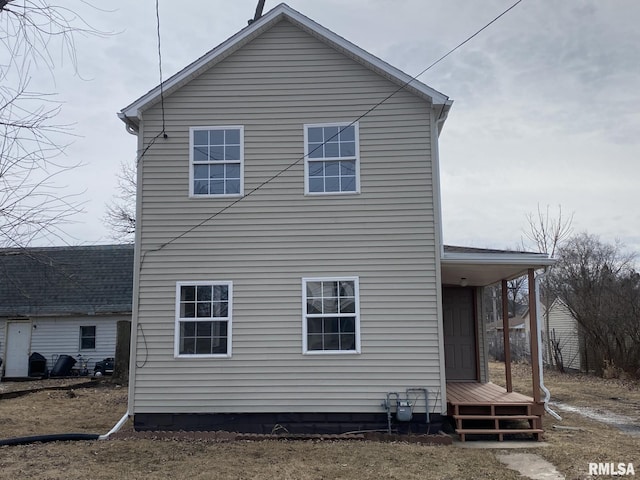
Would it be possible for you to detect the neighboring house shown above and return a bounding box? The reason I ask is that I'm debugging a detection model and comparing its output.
[486,314,530,362]
[118,4,554,438]
[0,245,134,378]
[487,315,528,335]
[543,298,582,371]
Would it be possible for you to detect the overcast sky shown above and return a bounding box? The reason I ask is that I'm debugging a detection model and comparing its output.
[19,0,640,254]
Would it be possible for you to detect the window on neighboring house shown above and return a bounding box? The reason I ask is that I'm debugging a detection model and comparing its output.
[80,326,96,350]
[302,277,360,354]
[190,126,244,197]
[175,281,232,357]
[304,123,359,194]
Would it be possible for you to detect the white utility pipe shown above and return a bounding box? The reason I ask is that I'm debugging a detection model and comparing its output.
[535,271,562,421]
[99,412,130,440]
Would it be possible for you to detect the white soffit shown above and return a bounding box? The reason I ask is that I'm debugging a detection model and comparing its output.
[440,252,556,286]
[441,252,556,266]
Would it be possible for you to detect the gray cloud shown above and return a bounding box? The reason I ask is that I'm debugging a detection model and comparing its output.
[13,0,638,255]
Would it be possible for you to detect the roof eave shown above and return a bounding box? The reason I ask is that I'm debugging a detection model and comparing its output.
[118,112,139,133]
[441,252,556,268]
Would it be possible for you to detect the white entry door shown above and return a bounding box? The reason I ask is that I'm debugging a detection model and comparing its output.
[5,321,31,377]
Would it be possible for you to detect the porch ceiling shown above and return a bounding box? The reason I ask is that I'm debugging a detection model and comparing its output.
[440,249,556,287]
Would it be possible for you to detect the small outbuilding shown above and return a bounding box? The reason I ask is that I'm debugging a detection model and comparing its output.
[0,245,133,378]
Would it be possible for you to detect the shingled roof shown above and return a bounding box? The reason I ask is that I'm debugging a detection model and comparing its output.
[443,245,540,255]
[0,245,134,317]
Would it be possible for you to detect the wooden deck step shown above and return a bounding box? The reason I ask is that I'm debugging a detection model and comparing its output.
[457,428,543,442]
[447,382,544,442]
[453,415,538,421]
[457,429,543,435]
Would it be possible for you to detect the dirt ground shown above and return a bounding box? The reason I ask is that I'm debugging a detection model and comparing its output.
[0,367,638,479]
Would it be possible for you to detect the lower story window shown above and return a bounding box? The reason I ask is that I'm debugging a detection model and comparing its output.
[175,281,232,357]
[80,325,96,350]
[302,277,360,354]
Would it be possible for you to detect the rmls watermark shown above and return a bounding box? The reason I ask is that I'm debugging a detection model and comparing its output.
[589,463,635,476]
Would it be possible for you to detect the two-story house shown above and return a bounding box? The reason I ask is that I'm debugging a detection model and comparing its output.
[119,3,554,440]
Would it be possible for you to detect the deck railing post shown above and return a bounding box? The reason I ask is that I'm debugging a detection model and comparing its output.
[501,279,513,392]
[527,268,542,403]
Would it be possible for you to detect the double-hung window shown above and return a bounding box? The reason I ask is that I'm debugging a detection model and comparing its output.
[79,326,96,350]
[175,281,232,357]
[302,277,360,354]
[190,126,244,197]
[304,122,359,194]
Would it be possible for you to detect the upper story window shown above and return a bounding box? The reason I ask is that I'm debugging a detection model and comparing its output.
[304,122,360,195]
[302,277,361,354]
[190,126,244,197]
[175,281,232,358]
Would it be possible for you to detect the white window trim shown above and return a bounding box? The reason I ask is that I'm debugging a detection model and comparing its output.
[301,276,361,355]
[189,126,245,198]
[174,280,233,358]
[303,122,361,196]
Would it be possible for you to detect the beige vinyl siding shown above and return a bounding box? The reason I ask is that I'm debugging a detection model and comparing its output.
[546,301,581,371]
[133,20,443,414]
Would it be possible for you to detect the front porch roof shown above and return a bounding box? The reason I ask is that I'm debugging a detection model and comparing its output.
[441,245,556,287]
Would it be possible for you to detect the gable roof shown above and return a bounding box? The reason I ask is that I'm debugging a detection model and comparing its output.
[119,2,452,132]
[0,245,134,317]
[547,296,574,317]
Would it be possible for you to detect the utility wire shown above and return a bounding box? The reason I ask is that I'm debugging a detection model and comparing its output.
[134,0,168,166]
[142,0,524,258]
[414,0,522,79]
[134,1,167,166]
[155,0,167,137]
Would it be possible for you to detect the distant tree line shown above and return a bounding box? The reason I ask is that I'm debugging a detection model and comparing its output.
[484,205,639,379]
[551,233,639,378]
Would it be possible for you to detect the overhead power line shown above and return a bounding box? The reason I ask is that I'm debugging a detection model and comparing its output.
[155,0,167,138]
[141,0,524,259]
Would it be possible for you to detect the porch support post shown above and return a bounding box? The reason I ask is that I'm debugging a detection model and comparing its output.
[501,279,513,392]
[527,268,541,403]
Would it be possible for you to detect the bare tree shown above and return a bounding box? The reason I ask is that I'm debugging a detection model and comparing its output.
[104,160,136,243]
[551,233,639,377]
[522,204,573,367]
[0,1,107,247]
[484,243,529,322]
[523,204,573,258]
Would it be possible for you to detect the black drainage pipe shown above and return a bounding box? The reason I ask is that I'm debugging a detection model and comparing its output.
[0,433,100,446]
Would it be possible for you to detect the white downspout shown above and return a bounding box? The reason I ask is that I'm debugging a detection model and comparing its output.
[99,412,130,440]
[535,271,562,421]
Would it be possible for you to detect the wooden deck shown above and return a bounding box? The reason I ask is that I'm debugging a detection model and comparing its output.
[447,382,543,441]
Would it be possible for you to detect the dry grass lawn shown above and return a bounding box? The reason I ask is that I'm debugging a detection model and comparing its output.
[0,366,637,479]
[489,361,640,422]
[489,361,640,479]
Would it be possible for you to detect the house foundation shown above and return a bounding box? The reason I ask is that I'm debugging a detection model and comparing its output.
[133,412,445,435]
